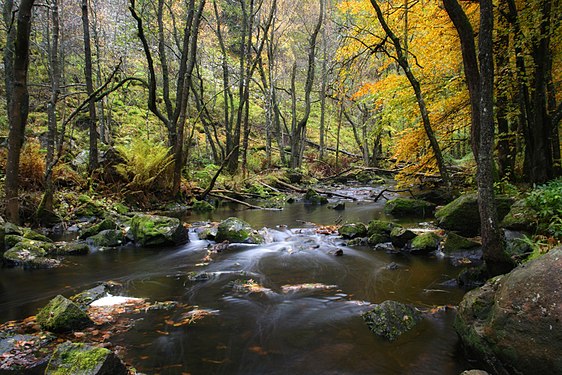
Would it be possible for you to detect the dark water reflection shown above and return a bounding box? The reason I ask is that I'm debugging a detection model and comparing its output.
[0,187,470,374]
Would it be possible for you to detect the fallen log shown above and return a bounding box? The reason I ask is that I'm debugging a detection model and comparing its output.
[273,179,357,201]
[209,193,282,211]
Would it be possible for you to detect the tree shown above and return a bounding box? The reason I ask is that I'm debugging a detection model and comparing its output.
[4,0,36,224]
[369,0,450,186]
[82,0,98,173]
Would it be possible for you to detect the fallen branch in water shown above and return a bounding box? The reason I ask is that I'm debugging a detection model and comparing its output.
[273,179,357,201]
[209,192,282,211]
[373,188,416,202]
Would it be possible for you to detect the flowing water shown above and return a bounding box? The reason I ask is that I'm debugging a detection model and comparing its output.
[0,186,472,374]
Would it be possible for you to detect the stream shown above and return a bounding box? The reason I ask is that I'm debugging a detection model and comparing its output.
[0,185,471,374]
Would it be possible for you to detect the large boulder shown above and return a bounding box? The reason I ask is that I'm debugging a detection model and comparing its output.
[80,218,118,239]
[339,223,367,239]
[384,198,435,218]
[390,227,417,248]
[36,295,93,333]
[88,229,125,248]
[362,300,422,341]
[366,220,397,245]
[501,199,538,233]
[443,232,480,254]
[45,342,128,375]
[455,248,562,374]
[53,242,90,255]
[435,194,513,237]
[129,214,188,247]
[3,241,59,269]
[215,217,264,244]
[304,189,328,205]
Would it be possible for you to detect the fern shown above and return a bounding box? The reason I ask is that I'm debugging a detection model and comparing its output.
[115,139,173,192]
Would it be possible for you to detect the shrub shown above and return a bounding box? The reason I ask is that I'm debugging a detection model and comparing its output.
[526,178,562,238]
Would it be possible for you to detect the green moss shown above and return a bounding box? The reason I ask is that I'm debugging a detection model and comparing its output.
[45,342,124,375]
[3,241,59,268]
[80,219,118,239]
[215,217,264,244]
[22,228,53,243]
[362,300,422,341]
[36,295,92,332]
[88,230,124,248]
[129,214,187,247]
[410,232,440,254]
[367,220,397,237]
[384,198,435,218]
[368,233,390,245]
[443,232,480,253]
[192,200,215,212]
[304,189,328,205]
[338,223,367,239]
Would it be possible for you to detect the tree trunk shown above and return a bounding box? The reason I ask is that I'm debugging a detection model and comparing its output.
[4,0,35,224]
[82,0,98,173]
[443,0,481,159]
[478,0,510,276]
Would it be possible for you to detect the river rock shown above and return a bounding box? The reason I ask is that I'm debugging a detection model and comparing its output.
[362,300,422,341]
[3,241,59,269]
[45,342,128,375]
[22,228,53,243]
[0,333,55,373]
[53,241,90,255]
[455,248,562,374]
[435,193,513,236]
[80,218,118,239]
[500,199,538,233]
[460,371,490,375]
[304,189,328,205]
[74,195,105,218]
[384,198,435,218]
[87,229,125,248]
[36,295,93,333]
[70,282,123,308]
[390,227,417,248]
[443,232,480,253]
[338,222,367,239]
[408,232,440,254]
[192,200,215,212]
[366,220,397,245]
[4,235,56,251]
[215,217,264,244]
[129,214,188,247]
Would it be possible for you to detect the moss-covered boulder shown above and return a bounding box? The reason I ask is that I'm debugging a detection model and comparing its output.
[409,232,441,254]
[3,222,23,236]
[53,242,90,256]
[362,300,422,341]
[435,193,513,236]
[384,198,435,218]
[36,295,93,333]
[80,219,118,240]
[22,228,52,243]
[304,189,328,205]
[45,342,128,375]
[367,220,397,237]
[3,241,59,269]
[456,248,562,374]
[215,217,264,244]
[87,230,124,248]
[443,232,480,253]
[390,227,417,248]
[4,235,56,251]
[338,223,368,239]
[501,199,538,233]
[129,214,188,247]
[74,195,104,218]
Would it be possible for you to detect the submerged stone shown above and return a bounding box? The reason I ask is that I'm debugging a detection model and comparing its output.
[384,198,435,218]
[45,342,127,375]
[338,222,368,239]
[215,217,264,244]
[36,295,93,333]
[362,300,422,341]
[129,214,188,247]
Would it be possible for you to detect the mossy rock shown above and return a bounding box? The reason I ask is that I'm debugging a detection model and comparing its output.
[443,232,480,253]
[129,214,188,247]
[390,227,416,248]
[112,203,129,216]
[409,232,441,254]
[456,248,562,374]
[45,342,128,375]
[192,200,215,212]
[4,234,56,251]
[435,193,513,237]
[367,220,397,237]
[355,170,384,184]
[362,300,422,341]
[80,219,118,240]
[501,199,538,233]
[3,222,23,236]
[384,198,435,218]
[87,230,124,248]
[22,228,53,243]
[36,295,93,333]
[304,189,328,205]
[74,196,104,218]
[338,223,368,239]
[3,241,59,269]
[457,265,489,289]
[215,217,264,244]
[53,242,90,256]
[367,233,391,245]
